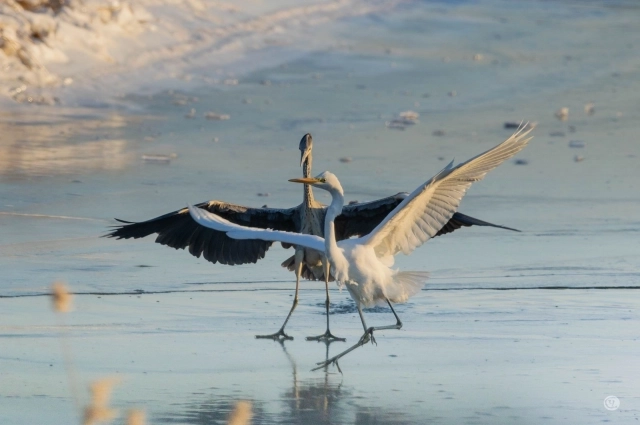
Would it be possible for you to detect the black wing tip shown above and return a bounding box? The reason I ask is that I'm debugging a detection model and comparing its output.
[114,218,135,224]
[478,222,521,233]
[452,212,521,233]
[101,218,139,239]
[101,230,133,239]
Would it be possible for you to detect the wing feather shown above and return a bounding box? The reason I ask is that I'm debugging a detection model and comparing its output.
[188,205,325,253]
[334,193,408,239]
[363,126,532,257]
[105,201,299,265]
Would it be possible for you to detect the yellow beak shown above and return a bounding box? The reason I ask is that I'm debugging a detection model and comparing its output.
[289,177,320,184]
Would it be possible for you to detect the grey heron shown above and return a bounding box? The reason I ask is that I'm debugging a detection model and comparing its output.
[107,133,520,341]
[187,127,532,370]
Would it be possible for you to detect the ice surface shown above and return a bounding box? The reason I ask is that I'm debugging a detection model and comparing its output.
[1,0,640,424]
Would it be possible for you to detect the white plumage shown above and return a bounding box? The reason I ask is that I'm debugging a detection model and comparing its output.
[188,126,533,369]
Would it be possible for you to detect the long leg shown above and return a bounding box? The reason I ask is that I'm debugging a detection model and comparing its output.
[306,258,346,342]
[312,299,402,372]
[256,249,304,340]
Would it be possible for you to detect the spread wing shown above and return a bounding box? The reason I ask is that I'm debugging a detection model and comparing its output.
[435,212,520,237]
[105,201,300,265]
[362,126,532,258]
[335,193,519,240]
[187,205,325,253]
[335,193,408,239]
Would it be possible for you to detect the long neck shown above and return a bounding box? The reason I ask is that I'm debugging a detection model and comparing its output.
[324,188,344,257]
[302,156,314,205]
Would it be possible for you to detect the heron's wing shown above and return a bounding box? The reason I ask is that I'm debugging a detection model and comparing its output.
[105,201,299,265]
[335,193,408,239]
[188,205,325,252]
[336,193,519,239]
[434,212,520,238]
[362,126,532,258]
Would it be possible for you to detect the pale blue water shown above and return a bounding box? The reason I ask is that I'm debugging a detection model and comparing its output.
[1,1,640,424]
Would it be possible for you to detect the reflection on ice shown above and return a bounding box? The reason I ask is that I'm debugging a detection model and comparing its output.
[157,341,413,425]
[0,112,134,179]
[157,396,264,425]
[0,138,132,178]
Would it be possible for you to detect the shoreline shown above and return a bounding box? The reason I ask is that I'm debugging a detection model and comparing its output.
[0,0,408,109]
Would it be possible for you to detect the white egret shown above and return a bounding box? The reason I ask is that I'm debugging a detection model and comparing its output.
[107,134,519,342]
[187,127,532,370]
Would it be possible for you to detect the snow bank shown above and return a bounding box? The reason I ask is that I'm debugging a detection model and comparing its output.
[0,0,405,106]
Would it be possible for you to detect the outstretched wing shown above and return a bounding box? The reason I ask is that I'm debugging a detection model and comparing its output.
[281,209,520,281]
[335,193,519,240]
[105,201,300,265]
[362,126,532,258]
[335,193,408,239]
[188,205,325,252]
[434,212,520,237]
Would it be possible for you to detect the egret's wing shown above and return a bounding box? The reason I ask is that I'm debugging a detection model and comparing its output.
[105,201,299,265]
[188,205,325,253]
[362,126,532,257]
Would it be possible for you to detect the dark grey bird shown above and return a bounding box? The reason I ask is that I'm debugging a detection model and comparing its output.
[106,133,519,341]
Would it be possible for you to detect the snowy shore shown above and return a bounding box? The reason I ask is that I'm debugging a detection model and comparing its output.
[0,0,404,106]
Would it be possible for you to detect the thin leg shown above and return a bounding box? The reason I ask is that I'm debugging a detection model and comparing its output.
[312,299,402,372]
[306,259,346,343]
[256,250,304,340]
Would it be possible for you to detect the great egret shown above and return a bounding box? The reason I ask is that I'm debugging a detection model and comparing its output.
[187,127,532,370]
[107,134,519,341]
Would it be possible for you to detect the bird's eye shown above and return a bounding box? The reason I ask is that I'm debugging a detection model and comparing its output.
[319,178,326,183]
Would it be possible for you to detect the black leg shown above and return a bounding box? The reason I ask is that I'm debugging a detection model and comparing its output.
[256,251,303,340]
[312,299,402,372]
[307,259,346,343]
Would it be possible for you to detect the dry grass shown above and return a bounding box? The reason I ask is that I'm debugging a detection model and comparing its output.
[83,377,121,425]
[126,409,146,425]
[51,281,73,313]
[47,280,251,424]
[228,401,253,425]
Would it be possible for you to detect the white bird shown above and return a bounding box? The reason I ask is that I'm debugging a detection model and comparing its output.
[107,134,518,342]
[188,127,533,370]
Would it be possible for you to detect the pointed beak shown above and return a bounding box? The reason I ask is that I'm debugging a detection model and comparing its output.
[299,133,312,167]
[289,177,319,184]
[300,147,311,167]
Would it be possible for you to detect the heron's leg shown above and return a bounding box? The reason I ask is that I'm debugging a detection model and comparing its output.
[256,250,304,340]
[306,259,346,343]
[312,299,402,372]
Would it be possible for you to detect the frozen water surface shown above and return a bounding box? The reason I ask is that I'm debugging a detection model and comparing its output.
[1,0,640,424]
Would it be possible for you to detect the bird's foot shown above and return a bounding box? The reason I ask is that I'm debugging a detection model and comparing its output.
[311,330,371,372]
[365,327,377,346]
[305,329,346,343]
[255,328,293,341]
[312,356,343,373]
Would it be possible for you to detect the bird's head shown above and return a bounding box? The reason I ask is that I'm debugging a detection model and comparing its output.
[289,171,342,193]
[299,133,313,167]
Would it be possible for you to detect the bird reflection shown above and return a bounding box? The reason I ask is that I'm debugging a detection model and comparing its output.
[156,341,412,425]
[278,340,345,424]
